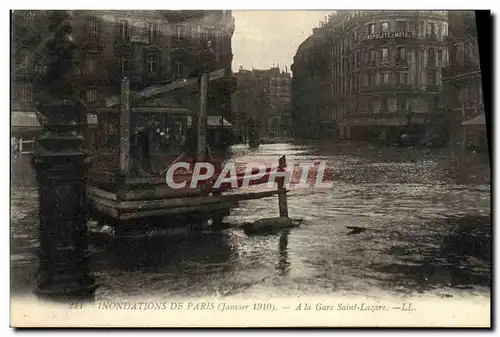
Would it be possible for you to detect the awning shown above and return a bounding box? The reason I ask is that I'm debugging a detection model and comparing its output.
[462,113,485,126]
[11,111,98,128]
[207,116,233,129]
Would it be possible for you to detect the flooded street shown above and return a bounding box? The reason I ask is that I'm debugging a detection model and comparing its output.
[11,142,491,301]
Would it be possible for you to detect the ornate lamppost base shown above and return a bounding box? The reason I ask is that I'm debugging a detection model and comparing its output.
[33,153,98,301]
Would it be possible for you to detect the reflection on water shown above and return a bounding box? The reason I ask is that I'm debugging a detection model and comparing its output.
[11,142,491,299]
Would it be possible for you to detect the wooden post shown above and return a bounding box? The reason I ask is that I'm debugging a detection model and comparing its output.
[197,73,208,161]
[119,77,131,176]
[277,155,289,218]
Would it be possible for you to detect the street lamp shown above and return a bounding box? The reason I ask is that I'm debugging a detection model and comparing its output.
[32,11,96,299]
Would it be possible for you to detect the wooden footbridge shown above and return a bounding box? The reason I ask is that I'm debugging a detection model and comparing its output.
[87,70,290,232]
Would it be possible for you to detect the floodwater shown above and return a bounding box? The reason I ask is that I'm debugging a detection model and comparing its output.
[10,142,491,301]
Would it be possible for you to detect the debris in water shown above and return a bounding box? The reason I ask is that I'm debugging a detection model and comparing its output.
[346,226,367,235]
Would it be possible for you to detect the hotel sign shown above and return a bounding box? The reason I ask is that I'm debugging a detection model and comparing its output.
[130,35,149,44]
[360,32,412,41]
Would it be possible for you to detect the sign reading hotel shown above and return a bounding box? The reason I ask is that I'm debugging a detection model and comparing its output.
[130,35,149,44]
[360,32,412,41]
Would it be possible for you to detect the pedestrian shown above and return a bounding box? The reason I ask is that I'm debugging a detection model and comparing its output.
[11,137,19,158]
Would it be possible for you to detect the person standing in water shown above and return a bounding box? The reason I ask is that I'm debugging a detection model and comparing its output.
[131,125,152,175]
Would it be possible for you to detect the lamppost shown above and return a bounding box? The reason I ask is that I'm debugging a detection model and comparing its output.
[32,11,96,299]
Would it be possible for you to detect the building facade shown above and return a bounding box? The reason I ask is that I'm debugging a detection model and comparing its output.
[292,11,449,142]
[11,10,236,151]
[233,66,292,140]
[441,11,485,152]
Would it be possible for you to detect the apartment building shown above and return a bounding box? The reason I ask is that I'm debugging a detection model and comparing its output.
[11,10,236,151]
[292,11,449,142]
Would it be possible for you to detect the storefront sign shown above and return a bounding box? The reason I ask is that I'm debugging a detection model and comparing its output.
[360,32,412,41]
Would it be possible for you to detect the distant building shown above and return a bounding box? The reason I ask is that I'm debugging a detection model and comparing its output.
[292,11,449,142]
[233,66,292,140]
[441,11,485,152]
[11,10,236,150]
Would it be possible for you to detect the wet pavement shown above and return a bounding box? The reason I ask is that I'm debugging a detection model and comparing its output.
[10,142,491,300]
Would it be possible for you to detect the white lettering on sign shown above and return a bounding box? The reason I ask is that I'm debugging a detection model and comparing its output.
[360,32,413,41]
[130,36,149,44]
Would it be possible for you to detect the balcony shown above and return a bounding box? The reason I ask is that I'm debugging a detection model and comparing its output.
[426,84,440,93]
[75,67,108,82]
[395,60,409,68]
[359,83,418,94]
[12,63,47,80]
[114,35,131,48]
[81,30,102,45]
[171,36,192,50]
[159,10,206,22]
[425,33,439,41]
[441,61,481,80]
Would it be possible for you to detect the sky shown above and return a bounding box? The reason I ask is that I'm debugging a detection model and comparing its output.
[231,11,333,73]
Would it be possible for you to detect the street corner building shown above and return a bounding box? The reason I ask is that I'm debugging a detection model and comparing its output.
[291,11,450,143]
[441,11,486,153]
[10,10,238,157]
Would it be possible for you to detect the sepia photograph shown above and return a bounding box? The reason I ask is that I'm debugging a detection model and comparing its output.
[9,7,492,328]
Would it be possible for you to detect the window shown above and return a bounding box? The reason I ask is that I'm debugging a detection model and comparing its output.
[87,18,98,36]
[398,71,409,84]
[147,23,158,42]
[368,23,375,34]
[146,54,158,73]
[117,55,129,73]
[459,88,467,104]
[17,48,30,68]
[468,40,479,64]
[428,48,435,66]
[430,22,436,37]
[427,71,436,85]
[382,72,390,84]
[381,98,389,112]
[176,26,182,40]
[86,87,97,103]
[397,47,407,62]
[174,60,184,77]
[381,48,389,63]
[397,20,406,32]
[419,21,425,38]
[437,49,443,67]
[369,49,375,63]
[397,98,408,112]
[18,83,32,102]
[381,22,389,33]
[24,11,35,28]
[120,20,129,39]
[85,52,99,73]
[368,73,376,86]
[455,43,465,64]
